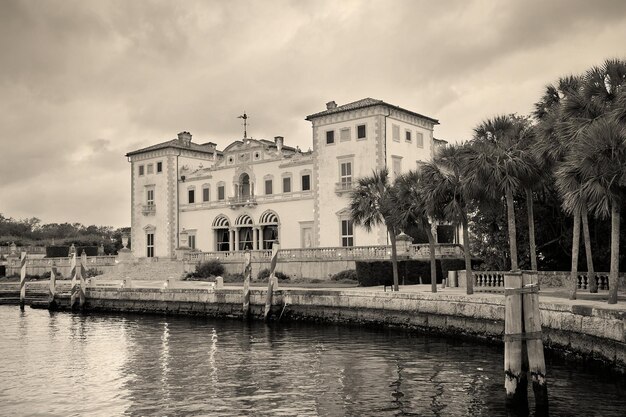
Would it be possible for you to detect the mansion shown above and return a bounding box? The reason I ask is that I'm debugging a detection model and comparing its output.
[126,98,445,258]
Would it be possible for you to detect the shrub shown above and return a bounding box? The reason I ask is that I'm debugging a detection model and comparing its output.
[257,268,289,281]
[41,271,64,279]
[85,268,104,278]
[331,269,357,281]
[192,260,225,278]
[355,260,447,287]
[223,273,244,283]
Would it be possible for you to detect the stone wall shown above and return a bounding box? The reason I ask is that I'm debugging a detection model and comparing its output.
[71,286,626,372]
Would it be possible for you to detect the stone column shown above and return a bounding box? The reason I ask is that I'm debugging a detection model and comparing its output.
[229,228,235,251]
[253,228,259,250]
[258,226,264,250]
[234,228,240,251]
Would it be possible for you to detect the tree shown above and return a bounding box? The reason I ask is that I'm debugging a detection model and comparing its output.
[421,144,476,294]
[393,170,439,293]
[470,115,541,271]
[349,168,401,291]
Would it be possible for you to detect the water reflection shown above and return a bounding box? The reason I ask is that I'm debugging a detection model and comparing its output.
[1,307,625,416]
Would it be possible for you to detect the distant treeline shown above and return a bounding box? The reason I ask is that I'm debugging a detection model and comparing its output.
[0,213,130,254]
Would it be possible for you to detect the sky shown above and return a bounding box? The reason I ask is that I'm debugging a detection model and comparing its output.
[1,0,625,228]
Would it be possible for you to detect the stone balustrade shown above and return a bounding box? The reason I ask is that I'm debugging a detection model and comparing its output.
[4,255,118,277]
[458,270,626,291]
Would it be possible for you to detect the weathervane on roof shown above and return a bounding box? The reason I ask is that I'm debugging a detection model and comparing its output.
[237,112,249,139]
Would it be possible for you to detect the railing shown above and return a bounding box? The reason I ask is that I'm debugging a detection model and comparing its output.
[6,255,118,267]
[0,246,47,255]
[142,204,156,215]
[335,181,354,194]
[186,243,465,263]
[228,195,257,207]
[471,270,617,290]
[473,271,506,288]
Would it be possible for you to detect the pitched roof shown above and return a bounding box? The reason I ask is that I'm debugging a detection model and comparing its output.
[126,139,218,157]
[305,97,439,124]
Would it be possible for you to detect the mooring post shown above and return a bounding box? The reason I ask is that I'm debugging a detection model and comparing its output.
[264,243,279,322]
[19,251,27,310]
[522,271,548,410]
[79,251,87,309]
[504,271,528,407]
[48,263,58,310]
[69,252,78,309]
[243,251,252,319]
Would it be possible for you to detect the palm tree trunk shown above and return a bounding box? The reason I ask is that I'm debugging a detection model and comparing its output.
[569,211,581,300]
[461,215,473,295]
[581,203,597,293]
[608,204,620,305]
[505,189,519,271]
[389,228,399,292]
[526,188,537,271]
[425,227,437,293]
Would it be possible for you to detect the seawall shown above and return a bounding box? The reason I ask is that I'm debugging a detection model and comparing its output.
[13,283,622,373]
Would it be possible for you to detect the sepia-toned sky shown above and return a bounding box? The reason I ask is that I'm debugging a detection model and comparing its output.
[1,0,625,227]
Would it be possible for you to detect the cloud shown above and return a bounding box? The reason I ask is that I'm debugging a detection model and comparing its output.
[0,0,625,226]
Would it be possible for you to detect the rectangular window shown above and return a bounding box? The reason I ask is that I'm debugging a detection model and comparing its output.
[341,220,354,247]
[202,187,209,202]
[405,130,412,142]
[326,130,335,144]
[139,165,145,176]
[218,185,225,200]
[157,162,163,173]
[188,235,196,250]
[416,132,424,148]
[302,174,311,191]
[340,161,352,188]
[147,189,154,205]
[357,124,366,140]
[146,233,154,257]
[265,179,273,195]
[283,177,291,193]
[392,157,402,178]
[340,128,351,142]
[188,189,195,204]
[392,125,400,142]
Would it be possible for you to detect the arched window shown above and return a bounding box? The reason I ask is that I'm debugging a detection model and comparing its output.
[239,173,251,197]
[235,214,254,250]
[212,215,230,251]
[259,210,279,249]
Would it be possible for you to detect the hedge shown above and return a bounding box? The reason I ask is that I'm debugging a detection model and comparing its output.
[46,246,98,258]
[355,259,482,287]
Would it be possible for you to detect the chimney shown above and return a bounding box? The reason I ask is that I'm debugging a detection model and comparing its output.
[326,101,337,110]
[177,131,192,146]
[274,136,284,152]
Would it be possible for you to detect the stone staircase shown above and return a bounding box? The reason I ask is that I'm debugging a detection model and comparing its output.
[96,258,186,281]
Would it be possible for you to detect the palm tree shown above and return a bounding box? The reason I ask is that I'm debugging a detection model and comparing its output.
[563,117,626,304]
[393,170,439,293]
[470,115,540,271]
[421,144,476,294]
[349,168,401,291]
[534,75,599,294]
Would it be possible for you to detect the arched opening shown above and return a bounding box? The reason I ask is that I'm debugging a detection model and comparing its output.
[213,215,230,251]
[239,173,251,198]
[235,214,254,251]
[259,211,279,249]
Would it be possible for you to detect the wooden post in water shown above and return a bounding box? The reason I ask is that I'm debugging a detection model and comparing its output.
[522,271,548,410]
[504,271,527,407]
[69,252,78,309]
[78,251,87,309]
[242,251,252,320]
[264,243,279,322]
[48,263,58,310]
[19,251,27,311]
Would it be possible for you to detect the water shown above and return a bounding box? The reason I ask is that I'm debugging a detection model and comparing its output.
[0,306,624,416]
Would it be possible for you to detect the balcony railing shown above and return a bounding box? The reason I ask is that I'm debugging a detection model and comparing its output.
[228,195,257,208]
[142,204,156,215]
[335,181,354,195]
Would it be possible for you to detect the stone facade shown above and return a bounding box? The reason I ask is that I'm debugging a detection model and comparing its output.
[126,98,440,258]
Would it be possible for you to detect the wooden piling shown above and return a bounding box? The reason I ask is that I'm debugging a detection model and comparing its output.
[79,251,87,309]
[504,271,527,407]
[19,251,27,311]
[69,253,78,309]
[242,251,251,320]
[48,263,58,310]
[264,244,279,322]
[522,271,548,410]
